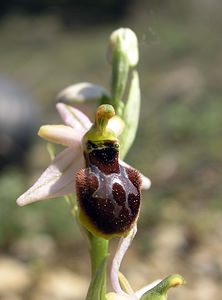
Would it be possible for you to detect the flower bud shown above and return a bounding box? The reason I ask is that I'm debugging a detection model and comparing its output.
[108,28,139,67]
[107,28,139,116]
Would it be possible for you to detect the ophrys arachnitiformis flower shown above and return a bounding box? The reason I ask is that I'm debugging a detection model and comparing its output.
[16,103,150,215]
[76,104,142,239]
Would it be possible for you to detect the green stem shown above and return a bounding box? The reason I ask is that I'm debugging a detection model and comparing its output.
[66,193,109,299]
[89,233,109,275]
[87,232,109,299]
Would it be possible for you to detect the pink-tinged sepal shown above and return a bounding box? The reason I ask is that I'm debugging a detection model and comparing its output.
[17,147,84,206]
[17,103,150,209]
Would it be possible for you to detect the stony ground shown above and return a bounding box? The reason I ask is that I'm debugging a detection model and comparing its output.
[0,217,222,300]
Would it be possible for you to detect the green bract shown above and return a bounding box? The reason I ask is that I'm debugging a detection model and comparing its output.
[140,274,186,300]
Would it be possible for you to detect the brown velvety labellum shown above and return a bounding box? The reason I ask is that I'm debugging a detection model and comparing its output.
[75,140,142,238]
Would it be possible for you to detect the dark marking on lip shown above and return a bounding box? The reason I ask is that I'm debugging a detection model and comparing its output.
[76,140,142,238]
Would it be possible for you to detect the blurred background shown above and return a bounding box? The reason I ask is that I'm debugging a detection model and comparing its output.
[0,1,222,299]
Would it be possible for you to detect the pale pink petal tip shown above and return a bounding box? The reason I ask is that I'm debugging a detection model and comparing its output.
[140,174,151,190]
[119,160,151,190]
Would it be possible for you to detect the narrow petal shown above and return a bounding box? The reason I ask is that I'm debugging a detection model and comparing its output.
[17,147,84,206]
[107,116,125,137]
[119,160,151,190]
[38,125,82,147]
[57,82,110,103]
[110,225,137,296]
[56,103,92,132]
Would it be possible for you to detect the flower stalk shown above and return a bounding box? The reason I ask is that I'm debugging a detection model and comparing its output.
[87,233,109,300]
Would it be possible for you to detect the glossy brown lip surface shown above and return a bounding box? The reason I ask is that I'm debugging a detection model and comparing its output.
[85,140,119,174]
[76,141,141,238]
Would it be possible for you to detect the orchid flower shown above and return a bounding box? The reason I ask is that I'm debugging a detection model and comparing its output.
[16,102,151,207]
[106,226,160,300]
[105,225,185,300]
[106,226,185,299]
[107,271,185,300]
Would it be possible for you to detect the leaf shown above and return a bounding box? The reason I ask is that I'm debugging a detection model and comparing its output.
[119,71,140,158]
